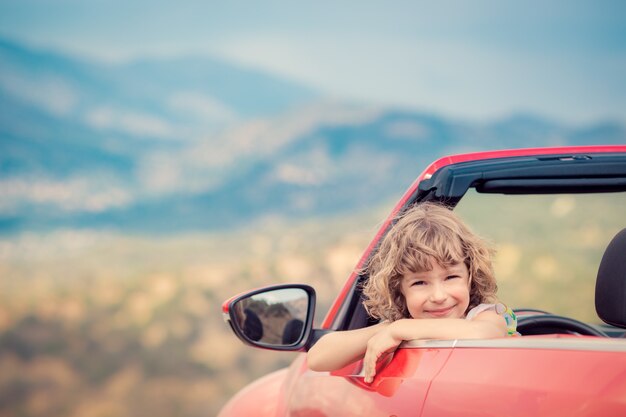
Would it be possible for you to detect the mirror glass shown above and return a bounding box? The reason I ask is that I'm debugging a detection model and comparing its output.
[232,288,309,346]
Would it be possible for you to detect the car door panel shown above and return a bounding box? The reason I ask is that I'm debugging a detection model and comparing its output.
[287,348,452,417]
[422,346,626,416]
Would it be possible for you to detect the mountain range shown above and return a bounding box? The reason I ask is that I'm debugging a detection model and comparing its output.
[1,37,624,234]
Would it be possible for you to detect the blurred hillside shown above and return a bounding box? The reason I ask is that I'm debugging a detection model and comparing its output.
[2,37,625,234]
[0,210,382,417]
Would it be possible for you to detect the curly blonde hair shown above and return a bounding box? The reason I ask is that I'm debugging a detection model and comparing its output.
[362,202,497,321]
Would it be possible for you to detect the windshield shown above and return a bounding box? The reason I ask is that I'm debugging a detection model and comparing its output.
[454,190,626,323]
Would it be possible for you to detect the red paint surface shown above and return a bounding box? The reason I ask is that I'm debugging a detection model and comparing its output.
[220,339,626,417]
[422,344,626,416]
[217,368,288,417]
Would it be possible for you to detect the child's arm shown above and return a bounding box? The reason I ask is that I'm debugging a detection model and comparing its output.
[363,311,507,382]
[307,321,390,372]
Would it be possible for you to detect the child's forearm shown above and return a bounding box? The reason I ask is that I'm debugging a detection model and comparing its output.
[307,322,390,372]
[308,313,505,375]
[389,315,506,341]
[362,315,506,382]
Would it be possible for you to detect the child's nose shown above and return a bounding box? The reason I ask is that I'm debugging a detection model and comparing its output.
[429,284,448,302]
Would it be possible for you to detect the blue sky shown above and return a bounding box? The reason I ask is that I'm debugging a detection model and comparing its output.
[1,0,625,124]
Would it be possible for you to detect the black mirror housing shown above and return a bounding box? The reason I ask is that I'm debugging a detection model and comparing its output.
[222,284,316,351]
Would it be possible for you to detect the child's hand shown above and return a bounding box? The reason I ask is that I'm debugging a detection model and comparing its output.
[363,324,402,383]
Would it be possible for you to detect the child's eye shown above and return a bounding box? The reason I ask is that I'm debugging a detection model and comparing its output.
[446,275,460,280]
[411,280,426,286]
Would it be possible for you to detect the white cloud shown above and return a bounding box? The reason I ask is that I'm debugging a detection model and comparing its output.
[384,120,431,140]
[181,101,380,170]
[273,164,322,186]
[135,152,185,194]
[0,70,78,115]
[0,177,133,214]
[132,102,381,196]
[84,106,175,138]
[167,92,237,123]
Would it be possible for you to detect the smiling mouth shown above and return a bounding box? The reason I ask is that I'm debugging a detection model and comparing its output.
[425,306,456,316]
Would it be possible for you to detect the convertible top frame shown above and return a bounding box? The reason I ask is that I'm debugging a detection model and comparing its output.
[414,152,626,207]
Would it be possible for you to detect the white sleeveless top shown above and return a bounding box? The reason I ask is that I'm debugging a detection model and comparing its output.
[466,303,519,336]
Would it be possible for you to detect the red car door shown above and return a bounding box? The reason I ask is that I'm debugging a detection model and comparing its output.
[419,338,626,417]
[285,347,452,417]
[286,337,626,417]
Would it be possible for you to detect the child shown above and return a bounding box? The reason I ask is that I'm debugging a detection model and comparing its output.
[307,202,517,382]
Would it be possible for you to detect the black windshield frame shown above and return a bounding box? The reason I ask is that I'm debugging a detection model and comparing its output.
[414,152,626,207]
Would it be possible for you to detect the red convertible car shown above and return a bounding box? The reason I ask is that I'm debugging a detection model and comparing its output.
[220,145,626,417]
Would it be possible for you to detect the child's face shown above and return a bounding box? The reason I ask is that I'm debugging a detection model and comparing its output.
[400,261,471,319]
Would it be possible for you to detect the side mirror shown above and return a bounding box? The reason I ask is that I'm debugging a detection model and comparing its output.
[222,284,316,351]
